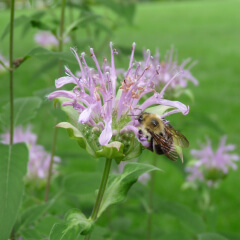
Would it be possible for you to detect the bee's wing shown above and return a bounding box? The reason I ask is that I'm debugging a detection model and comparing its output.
[165,125,189,148]
[150,131,178,161]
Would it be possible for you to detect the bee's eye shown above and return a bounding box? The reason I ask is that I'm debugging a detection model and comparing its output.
[138,115,143,123]
[151,119,159,127]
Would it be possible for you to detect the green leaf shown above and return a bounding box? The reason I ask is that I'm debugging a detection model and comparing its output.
[63,172,102,194]
[156,199,206,234]
[29,0,33,6]
[30,19,55,32]
[0,143,28,240]
[64,210,93,235]
[49,210,93,240]
[198,233,229,240]
[26,47,74,63]
[98,162,161,217]
[56,122,96,157]
[14,200,54,234]
[0,97,42,130]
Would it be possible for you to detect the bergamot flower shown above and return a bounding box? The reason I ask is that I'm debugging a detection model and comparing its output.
[48,42,189,162]
[186,136,239,186]
[142,47,198,98]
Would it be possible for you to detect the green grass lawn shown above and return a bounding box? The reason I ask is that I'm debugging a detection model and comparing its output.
[0,0,240,237]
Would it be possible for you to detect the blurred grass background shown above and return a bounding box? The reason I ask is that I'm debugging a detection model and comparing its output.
[0,0,240,237]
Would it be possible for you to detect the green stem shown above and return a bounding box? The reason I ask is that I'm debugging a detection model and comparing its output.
[146,155,157,240]
[9,0,15,145]
[84,158,112,240]
[58,0,66,76]
[44,125,58,202]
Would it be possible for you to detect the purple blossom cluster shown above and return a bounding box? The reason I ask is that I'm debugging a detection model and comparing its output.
[143,47,198,94]
[186,136,239,185]
[1,125,60,180]
[48,43,189,156]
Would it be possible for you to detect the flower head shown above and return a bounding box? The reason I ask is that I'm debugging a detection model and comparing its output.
[48,43,189,161]
[186,136,239,185]
[1,125,60,180]
[142,47,198,97]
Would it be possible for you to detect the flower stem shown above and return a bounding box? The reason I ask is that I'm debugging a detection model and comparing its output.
[44,125,58,202]
[9,0,15,145]
[58,0,66,76]
[146,155,157,240]
[84,158,112,240]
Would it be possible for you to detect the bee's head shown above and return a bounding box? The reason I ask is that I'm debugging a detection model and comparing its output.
[138,112,164,132]
[137,112,149,124]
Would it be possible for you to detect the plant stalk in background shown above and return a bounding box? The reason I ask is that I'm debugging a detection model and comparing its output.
[9,0,15,145]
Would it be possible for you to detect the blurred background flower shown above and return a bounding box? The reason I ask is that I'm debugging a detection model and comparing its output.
[186,136,239,187]
[34,31,70,49]
[1,125,60,180]
[143,47,198,99]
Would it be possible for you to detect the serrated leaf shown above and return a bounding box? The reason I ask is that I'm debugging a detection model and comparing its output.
[0,143,28,240]
[98,162,161,217]
[64,210,93,235]
[198,233,229,240]
[0,97,42,130]
[49,210,93,240]
[156,199,206,234]
[63,172,102,194]
[56,122,96,157]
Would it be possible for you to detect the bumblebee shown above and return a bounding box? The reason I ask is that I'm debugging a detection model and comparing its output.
[138,112,189,162]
